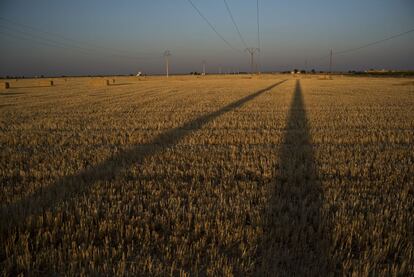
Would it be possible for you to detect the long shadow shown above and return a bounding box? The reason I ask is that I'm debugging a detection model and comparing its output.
[0,104,16,108]
[0,79,287,231]
[109,83,133,86]
[7,86,52,89]
[256,80,337,275]
[0,92,25,96]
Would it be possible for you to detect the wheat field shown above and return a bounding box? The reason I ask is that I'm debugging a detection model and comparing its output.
[1,75,413,276]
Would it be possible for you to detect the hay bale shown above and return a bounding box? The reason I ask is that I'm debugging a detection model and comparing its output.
[90,79,109,86]
[2,82,10,89]
[37,80,54,87]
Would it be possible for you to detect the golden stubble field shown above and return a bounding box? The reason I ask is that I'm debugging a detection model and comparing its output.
[1,75,413,276]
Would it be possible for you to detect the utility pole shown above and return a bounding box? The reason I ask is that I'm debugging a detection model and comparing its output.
[329,49,333,74]
[245,48,260,74]
[202,60,206,75]
[164,50,171,78]
[257,0,261,74]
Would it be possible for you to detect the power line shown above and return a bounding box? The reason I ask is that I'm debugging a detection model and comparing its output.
[0,31,81,52]
[256,0,261,73]
[257,0,261,51]
[223,0,248,48]
[0,33,164,79]
[334,28,414,56]
[0,30,162,70]
[0,26,162,63]
[0,24,96,54]
[0,16,159,59]
[0,16,156,57]
[311,27,414,63]
[186,0,242,53]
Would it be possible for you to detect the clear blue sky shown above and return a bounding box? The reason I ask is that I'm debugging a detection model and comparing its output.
[0,0,413,76]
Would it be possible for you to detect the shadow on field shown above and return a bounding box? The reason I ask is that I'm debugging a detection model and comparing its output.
[0,104,16,108]
[256,80,337,275]
[109,83,133,86]
[0,92,25,96]
[8,85,53,89]
[1,79,287,231]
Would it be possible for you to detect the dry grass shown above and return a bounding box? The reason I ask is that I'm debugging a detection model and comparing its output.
[1,75,413,275]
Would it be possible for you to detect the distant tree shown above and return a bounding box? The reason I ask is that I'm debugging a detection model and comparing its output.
[311,69,316,74]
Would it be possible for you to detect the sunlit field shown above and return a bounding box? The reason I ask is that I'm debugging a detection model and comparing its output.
[1,75,413,275]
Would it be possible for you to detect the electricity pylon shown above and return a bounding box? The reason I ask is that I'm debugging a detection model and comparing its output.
[329,49,333,74]
[164,50,171,77]
[245,47,260,74]
[202,60,206,75]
